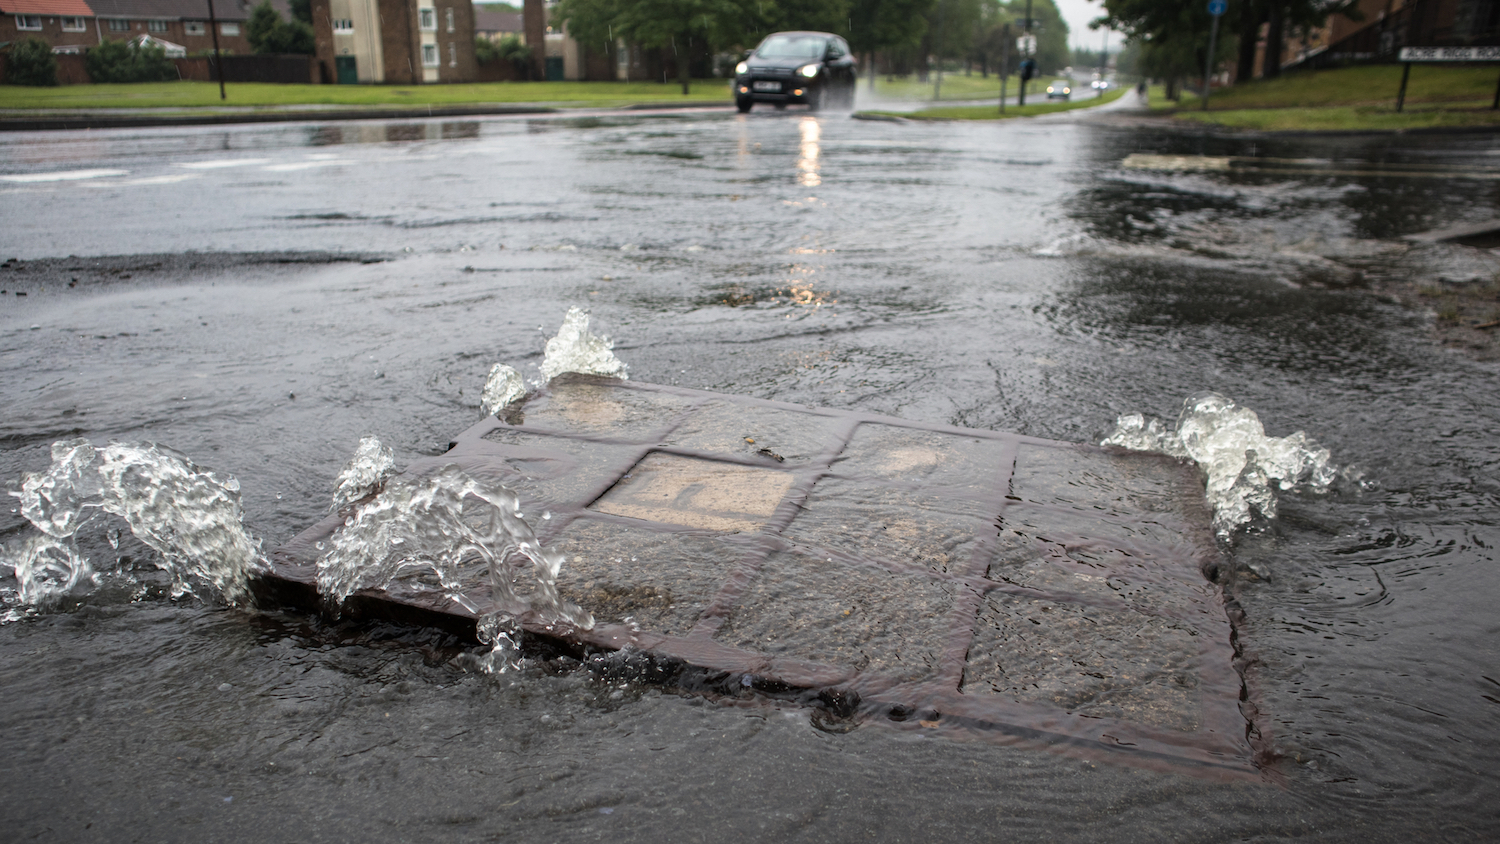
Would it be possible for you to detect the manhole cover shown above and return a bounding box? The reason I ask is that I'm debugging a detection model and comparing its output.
[266,375,1255,778]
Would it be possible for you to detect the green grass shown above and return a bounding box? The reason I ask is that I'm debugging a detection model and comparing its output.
[0,79,732,111]
[867,85,1126,120]
[862,72,1058,102]
[1147,65,1500,131]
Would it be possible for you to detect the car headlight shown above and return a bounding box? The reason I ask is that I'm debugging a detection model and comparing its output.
[1046,86,1054,92]
[1063,87,1070,93]
[797,63,819,78]
[736,61,747,75]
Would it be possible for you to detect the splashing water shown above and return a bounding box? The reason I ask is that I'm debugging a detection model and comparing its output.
[540,307,628,382]
[331,436,395,511]
[1102,393,1338,537]
[480,364,526,416]
[315,460,593,672]
[2,439,262,606]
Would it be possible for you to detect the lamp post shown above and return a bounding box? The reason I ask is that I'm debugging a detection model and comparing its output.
[207,0,225,100]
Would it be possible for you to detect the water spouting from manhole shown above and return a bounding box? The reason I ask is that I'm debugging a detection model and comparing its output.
[2,438,262,609]
[315,441,593,673]
[540,307,628,383]
[1103,393,1339,538]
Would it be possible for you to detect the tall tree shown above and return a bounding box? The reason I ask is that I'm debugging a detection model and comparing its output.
[847,0,935,88]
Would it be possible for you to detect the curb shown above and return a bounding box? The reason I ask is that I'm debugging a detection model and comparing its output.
[0,101,733,132]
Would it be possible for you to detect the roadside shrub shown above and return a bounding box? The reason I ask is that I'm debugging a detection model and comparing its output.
[86,39,176,83]
[475,36,500,66]
[6,37,59,86]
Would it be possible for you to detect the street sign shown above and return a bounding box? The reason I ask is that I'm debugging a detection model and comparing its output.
[1016,35,1037,54]
[1207,0,1226,15]
[1399,46,1500,61]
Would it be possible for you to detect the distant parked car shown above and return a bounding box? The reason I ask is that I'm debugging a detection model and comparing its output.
[1045,80,1071,100]
[732,31,858,113]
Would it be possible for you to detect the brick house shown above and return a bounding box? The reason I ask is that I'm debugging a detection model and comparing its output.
[309,0,475,83]
[0,0,251,55]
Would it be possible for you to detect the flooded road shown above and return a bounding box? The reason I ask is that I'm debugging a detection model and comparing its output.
[2,107,1498,840]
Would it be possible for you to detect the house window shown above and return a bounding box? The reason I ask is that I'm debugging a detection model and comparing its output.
[185,21,205,35]
[332,18,353,32]
[61,16,87,31]
[221,22,239,35]
[107,18,130,31]
[445,8,454,33]
[421,43,438,66]
[419,8,435,30]
[448,41,456,66]
[15,14,41,30]
[147,20,168,32]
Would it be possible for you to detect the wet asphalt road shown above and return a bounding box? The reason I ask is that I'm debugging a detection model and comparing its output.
[1,104,1499,841]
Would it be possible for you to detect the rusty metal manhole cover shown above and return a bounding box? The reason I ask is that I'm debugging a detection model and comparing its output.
[266,375,1254,778]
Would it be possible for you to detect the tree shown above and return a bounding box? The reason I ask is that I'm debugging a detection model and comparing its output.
[847,0,933,84]
[5,38,59,87]
[246,0,315,55]
[289,0,312,24]
[556,0,771,94]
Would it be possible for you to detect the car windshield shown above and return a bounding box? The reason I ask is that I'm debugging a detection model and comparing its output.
[756,35,827,59]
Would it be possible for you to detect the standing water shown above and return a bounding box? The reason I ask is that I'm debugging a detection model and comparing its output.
[1,108,1498,840]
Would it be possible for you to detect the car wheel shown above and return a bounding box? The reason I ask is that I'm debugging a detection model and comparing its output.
[736,97,753,113]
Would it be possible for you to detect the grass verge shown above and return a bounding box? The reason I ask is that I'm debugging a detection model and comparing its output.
[865,86,1126,120]
[1147,65,1500,131]
[0,80,731,111]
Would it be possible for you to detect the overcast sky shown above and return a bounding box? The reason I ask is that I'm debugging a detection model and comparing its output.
[1051,0,1121,52]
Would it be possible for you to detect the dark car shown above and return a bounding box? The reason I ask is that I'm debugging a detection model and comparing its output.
[733,32,857,113]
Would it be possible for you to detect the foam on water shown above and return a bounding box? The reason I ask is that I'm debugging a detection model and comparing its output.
[540,307,628,382]
[2,439,262,608]
[315,447,593,673]
[1102,393,1338,537]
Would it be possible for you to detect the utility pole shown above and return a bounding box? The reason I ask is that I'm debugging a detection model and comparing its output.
[1099,26,1108,97]
[1203,0,1226,110]
[934,0,946,101]
[998,22,1010,114]
[207,0,225,100]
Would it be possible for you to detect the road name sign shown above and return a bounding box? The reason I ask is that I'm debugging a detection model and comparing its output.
[1399,46,1500,61]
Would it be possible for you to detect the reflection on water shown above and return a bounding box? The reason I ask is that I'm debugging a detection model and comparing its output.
[307,121,482,146]
[797,116,821,187]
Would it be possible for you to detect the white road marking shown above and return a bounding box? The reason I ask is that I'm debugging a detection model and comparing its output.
[0,169,128,182]
[262,160,354,172]
[179,159,272,170]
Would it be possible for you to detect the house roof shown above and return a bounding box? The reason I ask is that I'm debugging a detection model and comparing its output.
[85,0,249,21]
[473,10,521,32]
[0,0,96,16]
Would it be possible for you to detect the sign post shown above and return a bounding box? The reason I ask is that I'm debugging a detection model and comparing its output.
[1396,46,1500,112]
[1202,0,1225,111]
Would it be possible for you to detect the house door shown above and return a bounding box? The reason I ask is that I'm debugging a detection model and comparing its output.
[545,56,564,81]
[335,55,358,84]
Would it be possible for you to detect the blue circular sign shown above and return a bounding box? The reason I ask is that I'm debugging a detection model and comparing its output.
[1207,0,1227,14]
